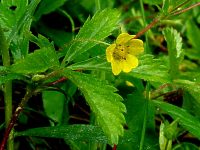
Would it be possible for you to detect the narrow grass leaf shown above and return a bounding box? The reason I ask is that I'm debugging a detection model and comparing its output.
[152,100,200,139]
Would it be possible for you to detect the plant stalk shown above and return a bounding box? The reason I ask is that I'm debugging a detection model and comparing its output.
[134,2,200,39]
[0,26,13,150]
[0,88,33,150]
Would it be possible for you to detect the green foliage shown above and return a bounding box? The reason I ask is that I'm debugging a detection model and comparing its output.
[185,20,200,60]
[0,0,28,34]
[0,0,40,61]
[143,0,162,5]
[34,0,67,20]
[162,27,183,79]
[0,0,200,149]
[130,54,170,83]
[15,125,107,143]
[42,90,66,125]
[62,8,120,63]
[175,79,200,104]
[152,100,200,139]
[11,47,59,74]
[67,55,110,71]
[64,70,126,144]
[118,92,158,150]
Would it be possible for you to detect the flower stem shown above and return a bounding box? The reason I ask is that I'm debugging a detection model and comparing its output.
[134,18,160,39]
[0,26,13,150]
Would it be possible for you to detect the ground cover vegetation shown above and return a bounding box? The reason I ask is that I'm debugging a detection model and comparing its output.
[0,0,200,149]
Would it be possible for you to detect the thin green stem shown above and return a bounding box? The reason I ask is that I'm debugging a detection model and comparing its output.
[0,26,13,150]
[139,0,150,53]
[139,82,150,150]
[95,0,101,11]
[58,9,75,34]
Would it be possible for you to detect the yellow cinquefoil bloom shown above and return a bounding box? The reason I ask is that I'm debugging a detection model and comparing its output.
[106,33,144,75]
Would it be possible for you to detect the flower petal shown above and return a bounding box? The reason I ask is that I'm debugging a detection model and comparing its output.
[116,33,134,45]
[111,60,122,75]
[122,54,138,73]
[106,44,116,62]
[127,39,144,55]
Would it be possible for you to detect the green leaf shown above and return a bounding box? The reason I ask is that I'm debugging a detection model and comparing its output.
[63,70,126,144]
[26,32,53,49]
[35,25,73,47]
[130,54,170,83]
[0,73,27,85]
[42,90,66,125]
[152,100,200,139]
[143,0,162,5]
[0,0,41,61]
[118,92,158,150]
[11,47,59,74]
[186,20,200,49]
[0,0,28,33]
[175,79,200,104]
[15,125,107,143]
[67,55,110,71]
[62,8,120,63]
[162,27,183,79]
[34,0,67,20]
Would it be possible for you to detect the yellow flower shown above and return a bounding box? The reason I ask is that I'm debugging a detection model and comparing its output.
[106,33,144,75]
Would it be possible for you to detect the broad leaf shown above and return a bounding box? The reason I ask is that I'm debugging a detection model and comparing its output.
[63,70,126,144]
[162,27,183,79]
[42,90,66,125]
[118,92,158,150]
[0,0,28,34]
[0,0,41,61]
[0,73,27,85]
[15,125,107,143]
[67,55,110,71]
[186,19,200,49]
[34,0,67,20]
[11,47,59,74]
[130,54,170,83]
[152,100,200,139]
[62,8,120,63]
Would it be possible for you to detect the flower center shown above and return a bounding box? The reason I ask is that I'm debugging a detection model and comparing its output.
[113,44,129,60]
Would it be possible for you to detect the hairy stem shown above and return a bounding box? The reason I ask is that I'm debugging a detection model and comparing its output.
[134,17,160,39]
[0,26,13,150]
[0,88,33,150]
[171,2,200,16]
[134,2,200,39]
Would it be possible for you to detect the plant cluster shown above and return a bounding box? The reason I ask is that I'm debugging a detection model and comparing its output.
[0,0,200,150]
